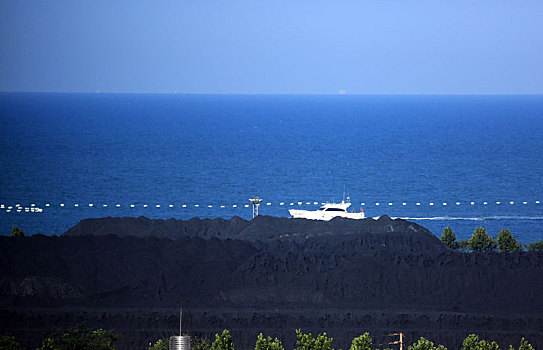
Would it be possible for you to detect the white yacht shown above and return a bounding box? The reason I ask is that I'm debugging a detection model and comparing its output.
[289,199,365,221]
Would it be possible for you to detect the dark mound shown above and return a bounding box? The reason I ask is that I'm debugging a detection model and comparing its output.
[2,216,542,349]
[65,215,438,247]
[64,215,251,240]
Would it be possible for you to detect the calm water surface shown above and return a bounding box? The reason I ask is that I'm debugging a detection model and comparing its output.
[1,93,542,242]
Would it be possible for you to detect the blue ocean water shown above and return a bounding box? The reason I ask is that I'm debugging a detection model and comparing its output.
[1,93,542,242]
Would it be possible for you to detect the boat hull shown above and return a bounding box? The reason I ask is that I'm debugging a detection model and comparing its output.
[289,209,365,221]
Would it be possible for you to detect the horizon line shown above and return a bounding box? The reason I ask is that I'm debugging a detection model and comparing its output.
[1,91,543,97]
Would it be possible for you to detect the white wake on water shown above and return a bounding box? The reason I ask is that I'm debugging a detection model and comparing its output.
[395,216,543,221]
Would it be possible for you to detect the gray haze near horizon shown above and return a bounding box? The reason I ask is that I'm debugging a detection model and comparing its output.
[1,1,542,95]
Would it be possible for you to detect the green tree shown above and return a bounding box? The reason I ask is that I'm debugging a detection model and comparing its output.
[468,227,497,252]
[37,324,118,350]
[0,335,20,350]
[461,334,499,350]
[350,333,372,350]
[10,226,25,238]
[441,226,457,249]
[295,329,334,350]
[457,239,469,250]
[211,330,234,350]
[525,241,543,251]
[150,338,169,350]
[408,337,446,350]
[508,337,535,350]
[192,336,212,350]
[255,333,284,350]
[497,229,522,252]
[518,337,534,350]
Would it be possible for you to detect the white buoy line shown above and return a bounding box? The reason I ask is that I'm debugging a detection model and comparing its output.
[1,200,541,214]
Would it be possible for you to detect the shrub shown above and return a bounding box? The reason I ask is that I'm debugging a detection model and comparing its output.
[441,226,457,249]
[457,239,469,250]
[408,337,446,350]
[468,227,497,252]
[295,329,334,350]
[193,336,213,350]
[350,333,372,350]
[516,337,535,350]
[0,335,20,350]
[150,338,169,350]
[255,333,284,350]
[11,226,25,238]
[37,324,118,350]
[212,330,234,350]
[525,241,543,251]
[461,334,499,350]
[497,229,522,252]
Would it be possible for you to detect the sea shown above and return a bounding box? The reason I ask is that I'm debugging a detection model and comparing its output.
[1,93,542,243]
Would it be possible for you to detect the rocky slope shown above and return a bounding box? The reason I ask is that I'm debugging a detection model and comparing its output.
[1,216,542,349]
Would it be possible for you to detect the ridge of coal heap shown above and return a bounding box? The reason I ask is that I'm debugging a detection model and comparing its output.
[2,216,543,349]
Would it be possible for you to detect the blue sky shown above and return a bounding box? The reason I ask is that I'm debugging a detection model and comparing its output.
[1,1,542,94]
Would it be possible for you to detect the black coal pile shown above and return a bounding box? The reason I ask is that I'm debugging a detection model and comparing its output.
[1,216,542,349]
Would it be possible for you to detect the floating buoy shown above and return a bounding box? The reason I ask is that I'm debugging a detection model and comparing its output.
[8,197,541,212]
